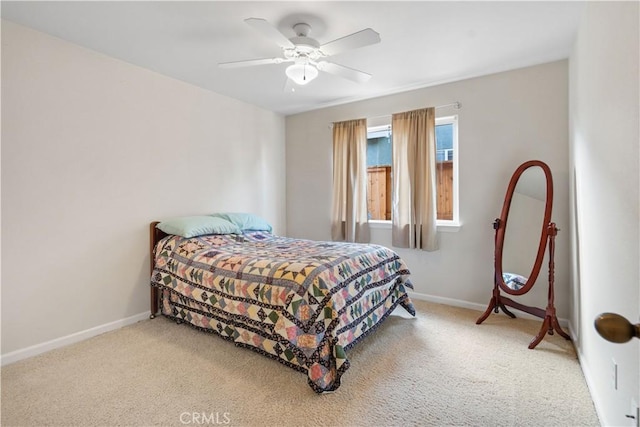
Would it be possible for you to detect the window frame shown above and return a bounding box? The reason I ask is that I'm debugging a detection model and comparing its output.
[366,114,461,232]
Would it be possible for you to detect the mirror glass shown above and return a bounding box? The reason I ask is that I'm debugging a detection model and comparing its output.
[501,166,547,292]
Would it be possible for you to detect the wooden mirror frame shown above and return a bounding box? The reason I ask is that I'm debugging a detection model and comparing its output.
[476,160,571,349]
[495,160,553,296]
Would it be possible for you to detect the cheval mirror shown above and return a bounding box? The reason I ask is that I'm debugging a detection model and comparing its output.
[476,160,571,349]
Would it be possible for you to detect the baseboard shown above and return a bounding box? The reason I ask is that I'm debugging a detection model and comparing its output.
[1,311,151,366]
[567,323,606,426]
[408,290,570,328]
[1,292,572,367]
[567,321,579,342]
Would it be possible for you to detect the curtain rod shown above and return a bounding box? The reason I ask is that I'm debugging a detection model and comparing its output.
[365,101,461,122]
[329,101,461,127]
[437,101,461,110]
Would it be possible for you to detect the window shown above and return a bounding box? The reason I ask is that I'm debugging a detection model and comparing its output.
[366,115,458,224]
[434,116,458,222]
[366,125,392,220]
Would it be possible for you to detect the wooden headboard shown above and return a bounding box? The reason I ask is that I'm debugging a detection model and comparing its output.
[149,221,169,318]
[149,221,168,273]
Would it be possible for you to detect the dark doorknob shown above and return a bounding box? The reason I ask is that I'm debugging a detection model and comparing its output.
[594,313,640,343]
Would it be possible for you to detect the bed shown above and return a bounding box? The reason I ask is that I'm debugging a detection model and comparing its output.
[149,215,416,393]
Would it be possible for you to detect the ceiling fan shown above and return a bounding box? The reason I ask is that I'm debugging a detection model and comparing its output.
[219,18,381,86]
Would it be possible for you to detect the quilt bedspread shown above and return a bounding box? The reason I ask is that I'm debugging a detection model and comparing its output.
[151,231,415,393]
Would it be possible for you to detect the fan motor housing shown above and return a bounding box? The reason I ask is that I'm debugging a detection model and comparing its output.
[289,36,320,50]
[289,23,320,54]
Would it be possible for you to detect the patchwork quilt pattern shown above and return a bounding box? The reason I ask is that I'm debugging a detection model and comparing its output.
[151,231,415,393]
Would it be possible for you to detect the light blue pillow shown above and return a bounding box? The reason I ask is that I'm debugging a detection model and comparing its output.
[157,216,241,238]
[210,212,273,232]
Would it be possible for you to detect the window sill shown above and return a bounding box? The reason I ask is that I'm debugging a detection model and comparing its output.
[368,220,462,232]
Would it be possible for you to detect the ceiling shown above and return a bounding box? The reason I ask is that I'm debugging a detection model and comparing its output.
[1,1,585,116]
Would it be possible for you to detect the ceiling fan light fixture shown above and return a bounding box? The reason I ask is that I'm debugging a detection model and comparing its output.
[285,63,318,85]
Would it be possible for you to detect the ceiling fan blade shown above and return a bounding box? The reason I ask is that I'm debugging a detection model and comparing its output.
[218,58,283,69]
[317,61,372,83]
[244,18,295,49]
[320,28,381,56]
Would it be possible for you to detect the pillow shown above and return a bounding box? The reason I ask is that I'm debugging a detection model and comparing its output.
[210,212,273,232]
[157,216,241,238]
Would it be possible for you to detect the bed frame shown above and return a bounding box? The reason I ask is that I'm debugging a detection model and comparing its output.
[149,221,168,319]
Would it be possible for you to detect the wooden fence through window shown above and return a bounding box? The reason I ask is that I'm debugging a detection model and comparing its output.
[366,161,453,221]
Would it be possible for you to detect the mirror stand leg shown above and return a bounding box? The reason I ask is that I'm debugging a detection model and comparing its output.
[528,308,571,349]
[545,305,571,340]
[529,316,551,349]
[551,316,571,340]
[527,224,571,349]
[476,296,496,324]
[476,287,516,324]
[499,302,516,318]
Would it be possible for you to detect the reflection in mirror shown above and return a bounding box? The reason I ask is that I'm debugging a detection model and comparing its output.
[501,167,547,291]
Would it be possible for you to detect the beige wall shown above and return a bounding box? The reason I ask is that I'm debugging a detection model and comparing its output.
[1,21,286,355]
[569,2,640,425]
[286,61,570,317]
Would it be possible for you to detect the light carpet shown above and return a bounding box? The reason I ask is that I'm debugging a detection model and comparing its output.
[1,300,599,426]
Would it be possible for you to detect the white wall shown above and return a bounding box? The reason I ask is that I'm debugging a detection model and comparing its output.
[569,2,640,425]
[286,61,570,317]
[1,21,286,355]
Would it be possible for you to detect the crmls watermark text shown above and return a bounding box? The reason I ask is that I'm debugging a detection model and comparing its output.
[179,412,231,425]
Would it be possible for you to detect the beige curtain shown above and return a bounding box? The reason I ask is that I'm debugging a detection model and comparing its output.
[331,118,370,243]
[391,107,438,251]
